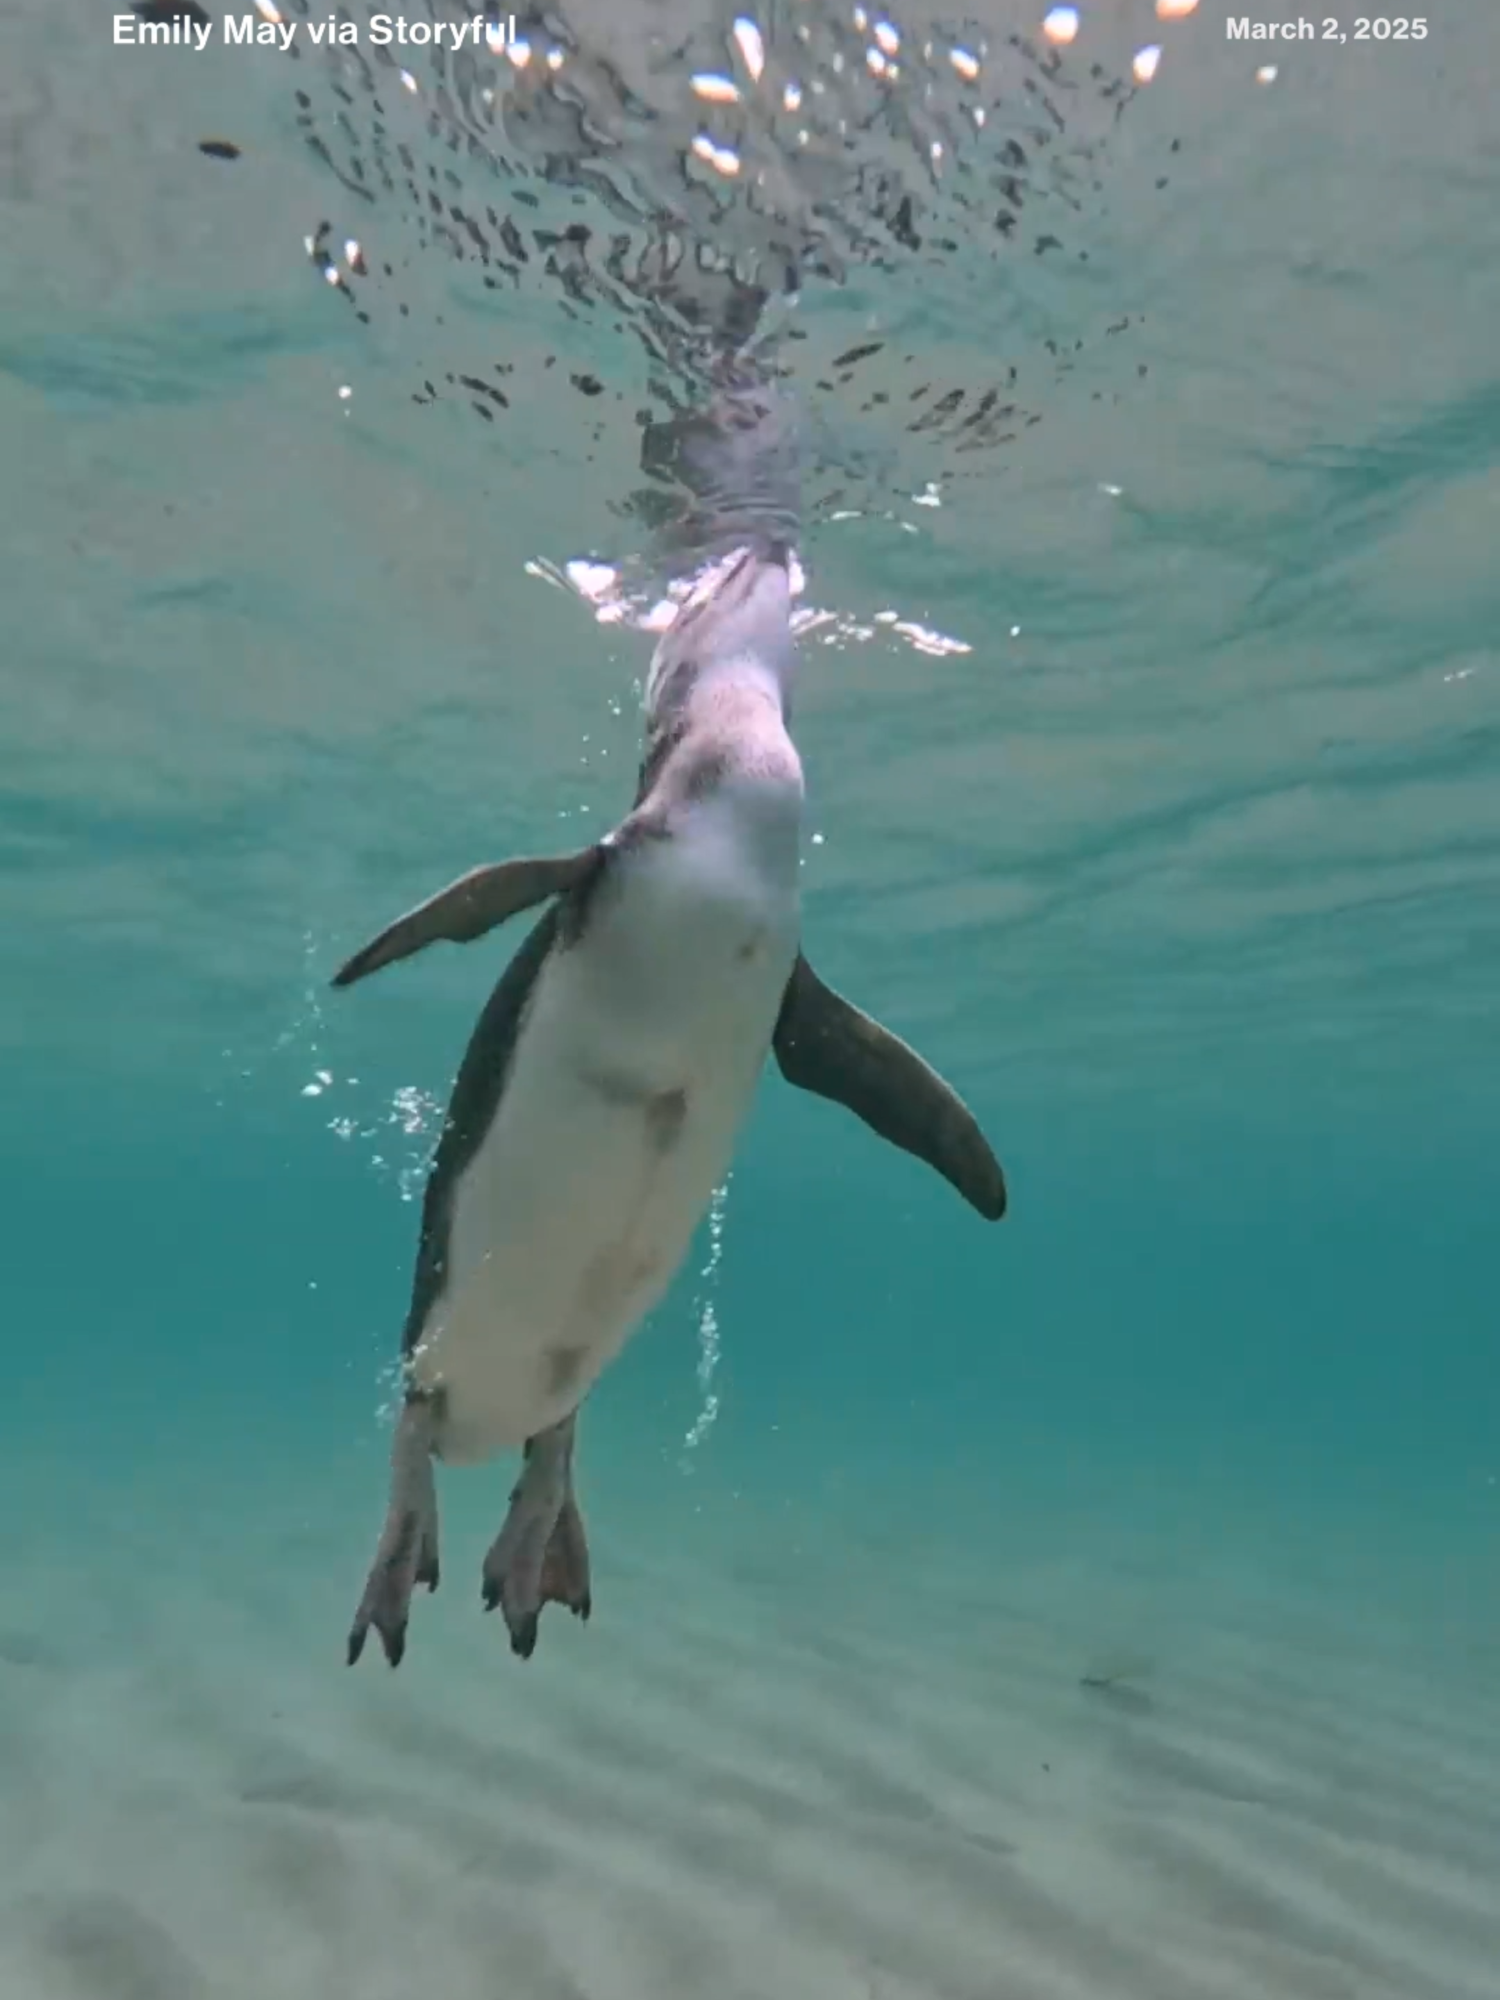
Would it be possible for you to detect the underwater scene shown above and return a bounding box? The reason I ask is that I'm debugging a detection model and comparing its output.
[2,0,1497,1994]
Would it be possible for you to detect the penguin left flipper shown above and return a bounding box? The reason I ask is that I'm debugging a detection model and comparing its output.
[772,951,1007,1220]
[331,847,603,989]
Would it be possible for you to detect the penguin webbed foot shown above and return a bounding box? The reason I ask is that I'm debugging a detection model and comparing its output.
[480,1414,592,1660]
[347,1399,441,1669]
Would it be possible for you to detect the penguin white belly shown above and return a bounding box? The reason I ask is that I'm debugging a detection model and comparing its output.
[412,793,800,1463]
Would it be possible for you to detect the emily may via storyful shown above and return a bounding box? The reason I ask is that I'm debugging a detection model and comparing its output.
[114,13,519,51]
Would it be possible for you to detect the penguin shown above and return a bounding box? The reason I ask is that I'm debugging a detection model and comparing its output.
[338,540,1006,1668]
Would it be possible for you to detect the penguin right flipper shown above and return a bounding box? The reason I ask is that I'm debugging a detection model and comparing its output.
[772,951,1007,1221]
[332,847,604,988]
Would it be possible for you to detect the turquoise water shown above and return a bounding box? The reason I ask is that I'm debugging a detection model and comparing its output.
[3,2,1499,1995]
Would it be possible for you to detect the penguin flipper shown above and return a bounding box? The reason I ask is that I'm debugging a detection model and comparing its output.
[332,847,603,989]
[771,952,1007,1220]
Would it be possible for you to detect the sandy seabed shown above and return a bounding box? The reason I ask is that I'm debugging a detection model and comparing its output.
[2,1443,1497,2000]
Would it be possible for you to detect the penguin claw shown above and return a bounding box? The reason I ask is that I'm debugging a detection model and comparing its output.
[479,1573,539,1660]
[346,1617,406,1669]
[346,1501,439,1671]
[480,1424,593,1660]
[479,1508,592,1657]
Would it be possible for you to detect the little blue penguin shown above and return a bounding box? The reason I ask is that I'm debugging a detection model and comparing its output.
[338,538,1007,1668]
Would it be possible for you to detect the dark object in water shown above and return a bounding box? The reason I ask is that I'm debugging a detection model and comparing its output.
[1079,1667,1155,1716]
[132,0,210,24]
[198,140,242,162]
